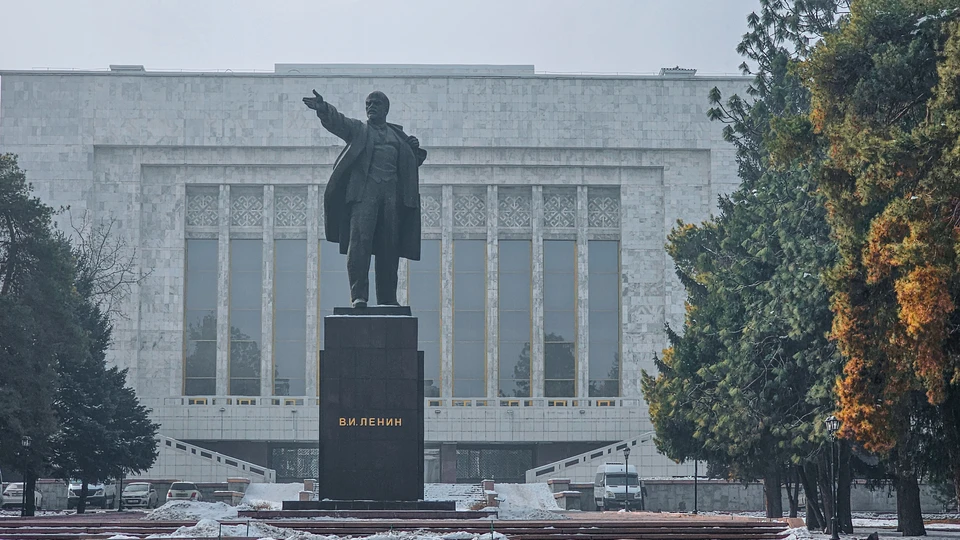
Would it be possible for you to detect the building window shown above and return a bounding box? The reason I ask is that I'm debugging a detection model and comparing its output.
[498,240,531,397]
[274,240,307,396]
[544,240,576,397]
[184,239,218,395]
[588,241,620,397]
[229,239,263,395]
[409,239,441,397]
[453,240,486,397]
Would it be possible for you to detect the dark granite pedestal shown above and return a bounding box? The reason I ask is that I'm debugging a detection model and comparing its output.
[318,305,424,502]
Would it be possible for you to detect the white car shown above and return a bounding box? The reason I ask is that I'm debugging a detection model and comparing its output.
[121,482,159,509]
[166,481,202,501]
[1,483,42,510]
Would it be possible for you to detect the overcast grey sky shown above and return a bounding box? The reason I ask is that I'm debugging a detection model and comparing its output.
[0,0,761,74]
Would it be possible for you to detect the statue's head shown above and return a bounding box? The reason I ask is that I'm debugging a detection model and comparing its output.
[365,91,390,124]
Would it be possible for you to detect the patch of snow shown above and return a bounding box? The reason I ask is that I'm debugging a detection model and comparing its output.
[780,526,819,540]
[482,483,567,521]
[362,533,506,540]
[144,500,238,521]
[494,483,561,511]
[146,518,331,539]
[107,535,141,540]
[240,483,305,510]
[424,483,484,511]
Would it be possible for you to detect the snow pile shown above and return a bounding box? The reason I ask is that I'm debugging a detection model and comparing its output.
[240,482,305,510]
[144,500,238,521]
[424,483,485,511]
[487,483,566,520]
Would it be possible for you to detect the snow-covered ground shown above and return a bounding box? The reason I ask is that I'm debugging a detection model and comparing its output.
[424,483,485,511]
[141,520,510,540]
[241,483,305,511]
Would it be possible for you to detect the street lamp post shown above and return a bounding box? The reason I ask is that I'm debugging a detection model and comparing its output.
[825,415,841,540]
[20,436,31,517]
[623,446,631,511]
[694,459,699,514]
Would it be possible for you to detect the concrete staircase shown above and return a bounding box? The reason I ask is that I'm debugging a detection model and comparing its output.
[130,435,276,483]
[525,432,694,483]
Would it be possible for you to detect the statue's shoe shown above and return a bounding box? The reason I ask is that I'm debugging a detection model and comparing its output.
[352,299,368,308]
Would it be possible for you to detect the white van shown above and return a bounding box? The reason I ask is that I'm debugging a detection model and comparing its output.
[594,463,642,510]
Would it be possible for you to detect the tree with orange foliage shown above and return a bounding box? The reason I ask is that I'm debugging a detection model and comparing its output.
[801,0,960,533]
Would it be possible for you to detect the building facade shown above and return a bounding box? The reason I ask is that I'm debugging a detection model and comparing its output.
[0,64,748,483]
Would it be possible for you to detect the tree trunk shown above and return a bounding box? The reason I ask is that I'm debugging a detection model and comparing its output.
[800,461,824,530]
[896,480,903,533]
[954,468,960,513]
[896,467,926,536]
[23,472,36,517]
[817,449,837,537]
[764,467,783,518]
[837,440,854,533]
[786,466,800,518]
[77,480,89,515]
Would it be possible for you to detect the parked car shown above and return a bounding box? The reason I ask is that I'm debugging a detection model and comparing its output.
[166,481,202,501]
[1,483,42,510]
[120,482,158,509]
[67,479,117,509]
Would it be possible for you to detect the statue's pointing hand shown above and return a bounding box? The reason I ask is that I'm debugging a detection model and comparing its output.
[302,89,324,111]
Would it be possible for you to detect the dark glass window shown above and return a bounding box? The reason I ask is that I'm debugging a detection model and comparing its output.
[588,241,620,397]
[498,241,531,397]
[454,240,485,397]
[274,240,307,396]
[543,240,576,397]
[409,239,441,397]
[230,239,262,395]
[184,239,218,395]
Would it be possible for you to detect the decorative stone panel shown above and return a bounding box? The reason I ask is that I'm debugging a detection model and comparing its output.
[588,187,621,228]
[498,187,532,228]
[453,187,486,228]
[231,187,264,227]
[185,186,219,227]
[274,186,307,227]
[543,187,577,228]
[420,187,442,229]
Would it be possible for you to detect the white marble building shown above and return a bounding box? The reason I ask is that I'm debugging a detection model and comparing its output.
[0,64,748,483]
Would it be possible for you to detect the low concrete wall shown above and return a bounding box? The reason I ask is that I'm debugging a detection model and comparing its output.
[643,479,945,514]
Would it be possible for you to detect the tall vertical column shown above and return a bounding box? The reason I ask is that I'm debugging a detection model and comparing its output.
[261,185,275,397]
[531,186,545,398]
[440,185,454,398]
[397,260,409,306]
[216,185,231,396]
[305,185,320,397]
[576,186,590,398]
[485,185,499,399]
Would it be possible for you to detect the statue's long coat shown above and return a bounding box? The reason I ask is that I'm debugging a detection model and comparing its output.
[318,103,426,261]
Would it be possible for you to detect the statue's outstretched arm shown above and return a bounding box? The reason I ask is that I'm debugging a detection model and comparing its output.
[303,89,361,142]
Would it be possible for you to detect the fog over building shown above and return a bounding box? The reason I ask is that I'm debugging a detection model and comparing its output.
[0,64,749,483]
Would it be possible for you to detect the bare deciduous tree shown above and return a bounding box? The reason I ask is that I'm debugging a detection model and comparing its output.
[67,210,150,320]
